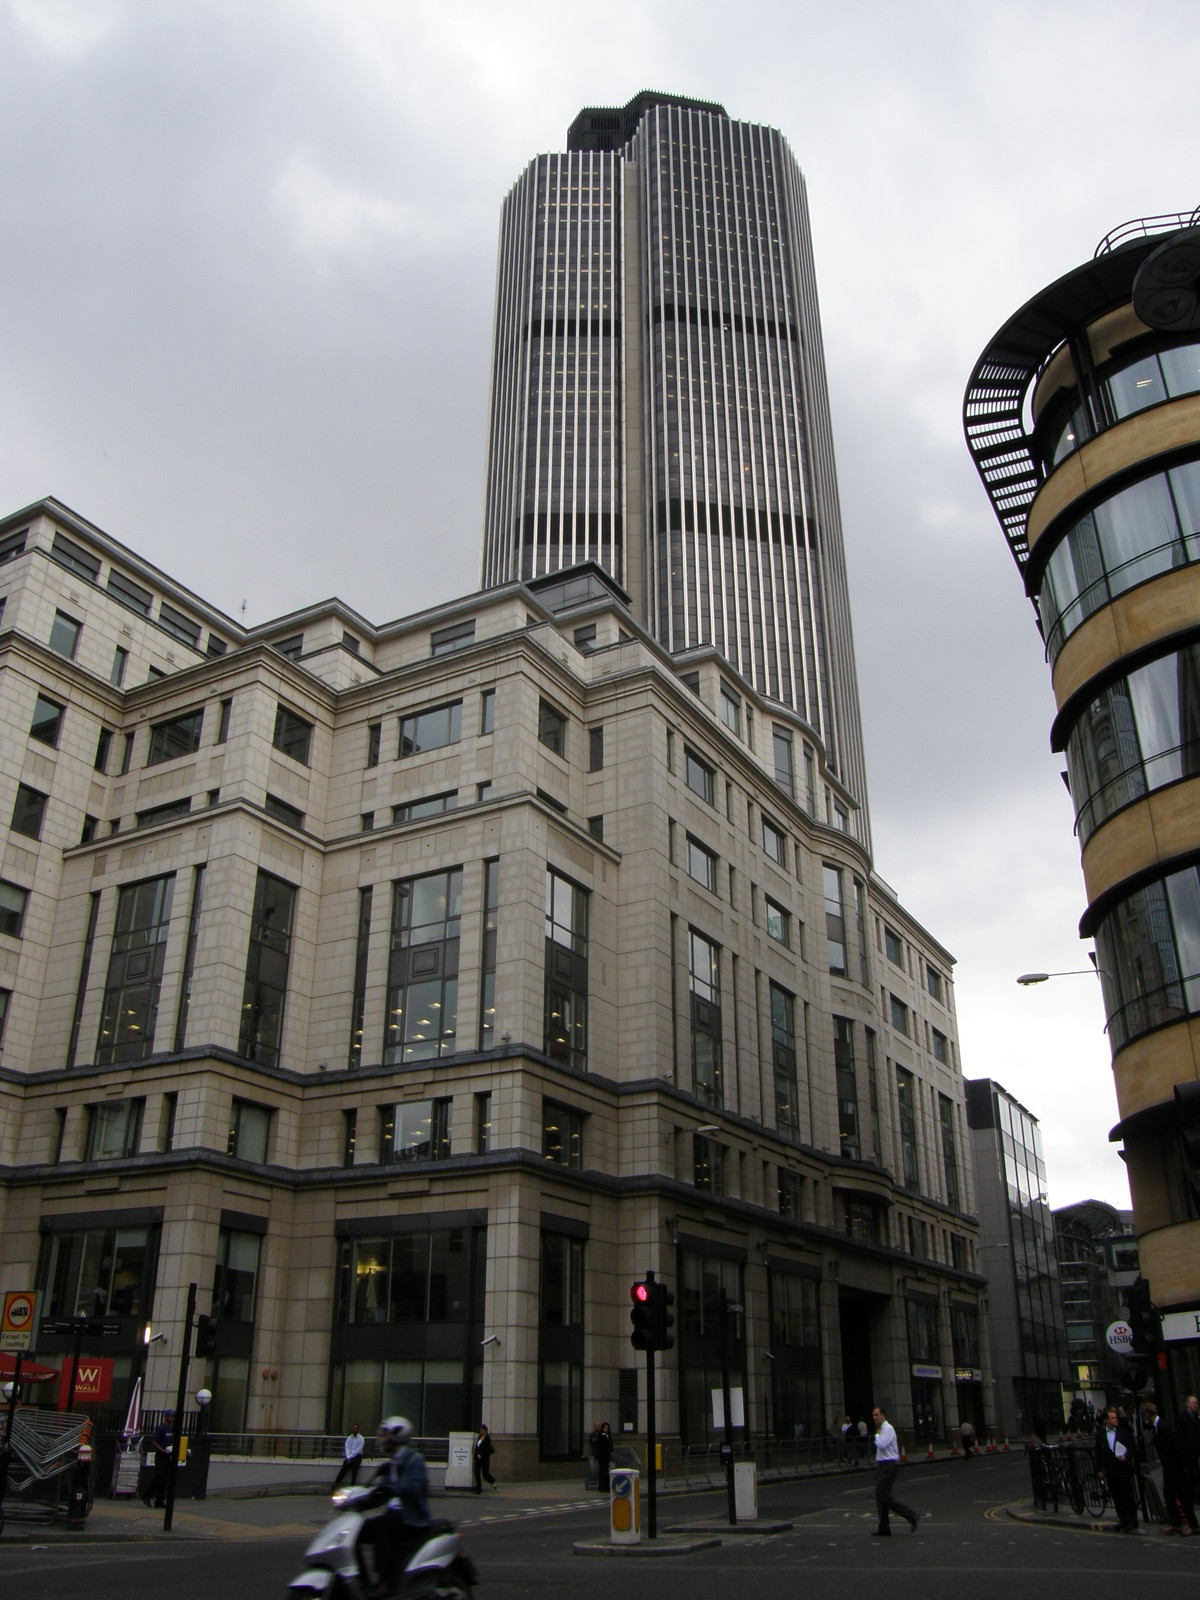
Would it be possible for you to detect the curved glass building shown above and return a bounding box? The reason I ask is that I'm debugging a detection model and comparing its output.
[481,92,870,837]
[965,212,1200,1391]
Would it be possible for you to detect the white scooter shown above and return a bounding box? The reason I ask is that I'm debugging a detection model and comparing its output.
[289,1484,476,1600]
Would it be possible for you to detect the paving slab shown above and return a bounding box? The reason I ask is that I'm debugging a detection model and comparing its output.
[573,1534,722,1556]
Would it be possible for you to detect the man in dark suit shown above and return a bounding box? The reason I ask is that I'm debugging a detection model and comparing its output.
[1179,1395,1200,1477]
[1144,1400,1198,1534]
[1095,1406,1138,1532]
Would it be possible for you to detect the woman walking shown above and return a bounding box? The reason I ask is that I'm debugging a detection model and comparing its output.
[596,1421,613,1492]
[473,1423,497,1492]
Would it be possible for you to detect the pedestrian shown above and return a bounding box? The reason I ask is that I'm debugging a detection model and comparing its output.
[473,1423,497,1492]
[1143,1401,1198,1535]
[596,1421,613,1492]
[1095,1404,1138,1533]
[333,1423,365,1488]
[870,1405,919,1535]
[587,1421,600,1488]
[1179,1394,1200,1480]
[856,1417,869,1464]
[145,1409,174,1508]
[840,1414,857,1467]
[959,1418,976,1460]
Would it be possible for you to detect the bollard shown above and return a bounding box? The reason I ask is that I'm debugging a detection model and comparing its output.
[609,1468,640,1544]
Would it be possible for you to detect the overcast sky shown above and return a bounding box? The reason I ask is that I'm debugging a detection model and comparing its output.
[4,0,1195,1208]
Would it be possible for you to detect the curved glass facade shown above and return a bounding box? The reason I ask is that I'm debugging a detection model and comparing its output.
[1034,338,1200,475]
[1064,642,1200,842]
[1094,860,1200,1052]
[1036,458,1200,661]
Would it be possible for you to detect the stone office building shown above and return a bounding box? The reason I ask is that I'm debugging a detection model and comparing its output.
[0,499,985,1473]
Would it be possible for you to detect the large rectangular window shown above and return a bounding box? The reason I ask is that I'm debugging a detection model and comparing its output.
[379,1098,452,1162]
[348,886,372,1069]
[48,610,81,659]
[539,1232,584,1460]
[30,694,65,748]
[939,1093,961,1210]
[684,748,715,805]
[97,874,175,1064]
[238,870,296,1068]
[896,1066,919,1191]
[771,981,800,1140]
[543,1101,583,1167]
[227,1099,271,1162]
[538,698,566,756]
[479,859,498,1048]
[854,879,869,985]
[772,727,795,796]
[173,864,205,1051]
[689,930,722,1107]
[399,700,461,757]
[43,1224,154,1319]
[107,569,153,616]
[0,880,29,939]
[157,602,201,648]
[693,1133,723,1195]
[761,815,786,866]
[823,865,846,976]
[85,1097,144,1160]
[686,835,717,892]
[51,532,100,582]
[545,869,588,1071]
[272,704,312,765]
[147,709,203,765]
[834,1016,860,1159]
[11,783,48,841]
[384,868,461,1063]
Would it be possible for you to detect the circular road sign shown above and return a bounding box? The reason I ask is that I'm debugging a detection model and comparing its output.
[1106,1319,1135,1354]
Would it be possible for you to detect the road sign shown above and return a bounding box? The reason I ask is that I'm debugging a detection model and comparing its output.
[2,1290,36,1351]
[39,1317,122,1339]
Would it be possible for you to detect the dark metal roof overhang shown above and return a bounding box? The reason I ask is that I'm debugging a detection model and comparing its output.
[963,239,1159,574]
[1110,1081,1200,1142]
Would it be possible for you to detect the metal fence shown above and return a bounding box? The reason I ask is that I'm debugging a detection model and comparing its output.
[659,1436,844,1485]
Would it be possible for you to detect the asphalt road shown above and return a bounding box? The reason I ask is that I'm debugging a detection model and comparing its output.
[6,1455,1199,1600]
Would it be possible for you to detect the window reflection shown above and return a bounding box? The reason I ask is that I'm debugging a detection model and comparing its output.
[1094,862,1200,1050]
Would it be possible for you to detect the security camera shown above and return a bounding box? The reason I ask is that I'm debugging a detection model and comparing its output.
[480,1334,501,1348]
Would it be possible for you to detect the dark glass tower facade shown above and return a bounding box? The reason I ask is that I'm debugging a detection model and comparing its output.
[482,93,870,830]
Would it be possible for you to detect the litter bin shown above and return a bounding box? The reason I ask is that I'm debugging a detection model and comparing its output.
[609,1468,640,1544]
[734,1461,757,1521]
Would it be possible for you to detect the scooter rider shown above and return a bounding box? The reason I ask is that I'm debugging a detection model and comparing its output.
[356,1417,431,1597]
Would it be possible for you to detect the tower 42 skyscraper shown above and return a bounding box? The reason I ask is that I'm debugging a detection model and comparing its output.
[482,92,869,835]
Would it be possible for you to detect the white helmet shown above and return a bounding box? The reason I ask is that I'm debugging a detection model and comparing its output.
[378,1416,413,1446]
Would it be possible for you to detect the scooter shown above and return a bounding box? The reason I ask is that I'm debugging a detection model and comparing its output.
[289,1484,476,1600]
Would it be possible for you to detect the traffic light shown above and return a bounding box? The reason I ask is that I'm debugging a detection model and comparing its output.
[1126,1279,1161,1356]
[651,1281,675,1351]
[195,1313,219,1359]
[630,1281,653,1351]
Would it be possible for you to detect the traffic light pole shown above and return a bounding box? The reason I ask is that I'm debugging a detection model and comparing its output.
[644,1269,658,1540]
[163,1280,196,1533]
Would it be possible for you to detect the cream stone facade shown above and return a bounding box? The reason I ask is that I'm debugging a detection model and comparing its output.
[0,499,984,1475]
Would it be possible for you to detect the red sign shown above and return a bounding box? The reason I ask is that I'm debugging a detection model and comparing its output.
[58,1355,114,1408]
[0,1352,58,1381]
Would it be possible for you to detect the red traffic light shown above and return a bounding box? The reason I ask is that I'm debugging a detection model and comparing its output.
[631,1282,649,1303]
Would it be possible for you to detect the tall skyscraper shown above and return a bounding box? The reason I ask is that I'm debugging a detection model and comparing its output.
[482,92,870,837]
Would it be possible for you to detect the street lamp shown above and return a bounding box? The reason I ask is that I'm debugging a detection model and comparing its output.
[1016,969,1098,985]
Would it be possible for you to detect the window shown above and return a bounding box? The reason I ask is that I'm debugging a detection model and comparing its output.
[146,665,165,682]
[119,731,134,774]
[399,700,462,756]
[932,1028,949,1065]
[479,859,498,1048]
[686,835,717,892]
[689,930,722,1106]
[885,927,903,966]
[11,784,47,841]
[94,725,112,772]
[772,727,794,796]
[157,602,201,649]
[939,1094,961,1210]
[538,698,566,756]
[0,527,28,565]
[720,684,741,735]
[844,1196,881,1245]
[30,694,65,747]
[341,631,359,655]
[589,726,604,772]
[264,794,304,829]
[366,721,381,767]
[43,1223,153,1319]
[107,569,152,616]
[147,709,203,765]
[174,865,205,1051]
[207,634,228,658]
[823,865,846,976]
[693,1133,723,1195]
[227,1099,271,1162]
[834,801,849,833]
[834,1017,860,1159]
[380,1098,451,1162]
[431,618,475,656]
[48,610,80,659]
[348,886,372,1069]
[854,879,869,985]
[587,814,604,841]
[85,1097,144,1160]
[0,880,29,938]
[573,623,597,653]
[392,792,458,823]
[765,897,790,946]
[384,868,461,1063]
[480,689,495,735]
[684,748,715,805]
[274,633,303,660]
[926,964,943,1002]
[217,698,232,743]
[342,1109,357,1166]
[111,646,129,686]
[545,869,588,1071]
[475,1092,492,1154]
[50,532,100,582]
[890,993,909,1035]
[213,1228,260,1323]
[778,1168,802,1218]
[80,815,97,843]
[543,1101,583,1168]
[761,815,786,866]
[97,874,175,1063]
[136,798,191,829]
[162,1092,178,1152]
[771,981,799,1140]
[238,870,297,1068]
[896,1067,919,1191]
[272,704,312,764]
[907,1217,928,1259]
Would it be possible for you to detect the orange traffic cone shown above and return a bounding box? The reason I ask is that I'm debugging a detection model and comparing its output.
[1002,1435,1011,1451]
[900,1441,907,1462]
[926,1439,935,1461]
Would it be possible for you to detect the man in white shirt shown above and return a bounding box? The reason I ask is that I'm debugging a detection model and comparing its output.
[334,1422,365,1488]
[871,1406,920,1535]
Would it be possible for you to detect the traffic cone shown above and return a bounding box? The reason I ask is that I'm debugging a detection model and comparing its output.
[1002,1435,1011,1451]
[900,1441,907,1462]
[926,1439,935,1461]
[951,1438,959,1456]
[986,1435,996,1454]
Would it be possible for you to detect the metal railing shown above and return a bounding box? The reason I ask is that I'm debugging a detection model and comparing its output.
[200,1432,449,1465]
[659,1436,844,1485]
[1094,210,1200,257]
